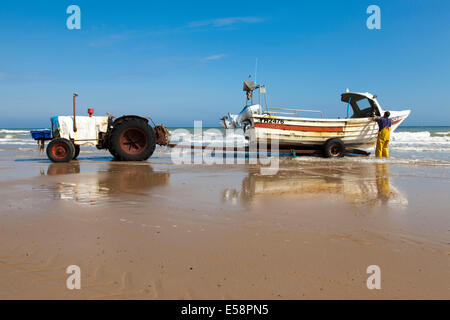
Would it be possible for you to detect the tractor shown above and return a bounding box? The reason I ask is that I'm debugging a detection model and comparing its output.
[30,93,170,163]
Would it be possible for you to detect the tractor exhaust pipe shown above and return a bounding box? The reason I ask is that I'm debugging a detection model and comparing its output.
[73,93,78,132]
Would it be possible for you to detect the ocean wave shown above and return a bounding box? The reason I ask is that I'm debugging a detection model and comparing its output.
[0,129,32,134]
[169,129,246,144]
[0,135,36,145]
[0,141,37,145]
[431,131,450,137]
[0,129,40,145]
[2,134,19,139]
[391,131,450,145]
[392,146,450,153]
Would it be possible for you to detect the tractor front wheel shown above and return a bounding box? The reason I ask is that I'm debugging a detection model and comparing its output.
[46,138,75,163]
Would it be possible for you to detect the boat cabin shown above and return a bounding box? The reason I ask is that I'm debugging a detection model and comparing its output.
[341,92,382,118]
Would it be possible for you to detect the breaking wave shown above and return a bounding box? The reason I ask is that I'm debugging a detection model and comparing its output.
[391,130,450,153]
[0,129,45,146]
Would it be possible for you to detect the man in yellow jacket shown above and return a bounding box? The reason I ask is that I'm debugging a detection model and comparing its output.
[373,111,392,158]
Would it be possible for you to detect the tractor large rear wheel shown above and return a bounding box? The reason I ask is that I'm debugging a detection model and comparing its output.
[46,138,75,163]
[108,118,156,161]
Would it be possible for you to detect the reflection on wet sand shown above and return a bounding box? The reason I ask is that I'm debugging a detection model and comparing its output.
[47,162,81,175]
[376,163,391,205]
[223,163,408,208]
[45,162,170,204]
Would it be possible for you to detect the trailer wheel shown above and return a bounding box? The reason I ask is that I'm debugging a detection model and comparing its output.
[323,138,345,158]
[108,118,156,161]
[46,138,75,163]
[73,145,80,160]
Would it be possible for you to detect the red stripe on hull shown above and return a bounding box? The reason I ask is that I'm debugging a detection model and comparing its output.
[254,122,344,132]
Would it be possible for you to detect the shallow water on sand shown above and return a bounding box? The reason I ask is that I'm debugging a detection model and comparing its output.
[0,140,449,299]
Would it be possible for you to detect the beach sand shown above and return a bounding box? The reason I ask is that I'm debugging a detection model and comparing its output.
[0,148,448,299]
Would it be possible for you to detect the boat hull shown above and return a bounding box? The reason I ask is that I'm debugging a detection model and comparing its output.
[249,111,410,149]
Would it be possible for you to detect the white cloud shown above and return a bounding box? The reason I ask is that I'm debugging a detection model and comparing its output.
[89,31,137,47]
[202,54,228,61]
[188,17,264,28]
[88,16,265,48]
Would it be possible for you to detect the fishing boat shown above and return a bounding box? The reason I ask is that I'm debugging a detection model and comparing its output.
[220,81,411,157]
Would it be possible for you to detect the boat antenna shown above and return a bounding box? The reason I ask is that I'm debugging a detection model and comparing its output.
[254,57,258,85]
[255,58,259,106]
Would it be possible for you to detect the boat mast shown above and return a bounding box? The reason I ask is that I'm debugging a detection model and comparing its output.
[255,58,260,106]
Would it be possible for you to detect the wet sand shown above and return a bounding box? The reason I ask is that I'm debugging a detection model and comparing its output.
[0,148,448,299]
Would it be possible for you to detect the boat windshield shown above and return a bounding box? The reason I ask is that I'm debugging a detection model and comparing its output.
[341,93,380,118]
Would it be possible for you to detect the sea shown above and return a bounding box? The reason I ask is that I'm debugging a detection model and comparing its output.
[1,126,449,164]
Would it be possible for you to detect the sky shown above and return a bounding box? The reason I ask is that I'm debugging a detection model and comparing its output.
[0,0,449,128]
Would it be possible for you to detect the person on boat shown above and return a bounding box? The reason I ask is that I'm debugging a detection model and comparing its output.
[373,111,392,158]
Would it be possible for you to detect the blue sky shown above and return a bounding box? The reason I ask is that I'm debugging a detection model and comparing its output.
[0,0,449,127]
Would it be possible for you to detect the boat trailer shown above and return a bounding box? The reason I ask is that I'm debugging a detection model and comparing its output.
[168,143,370,157]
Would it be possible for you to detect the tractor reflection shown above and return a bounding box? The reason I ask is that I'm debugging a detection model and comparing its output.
[46,162,169,204]
[47,162,81,175]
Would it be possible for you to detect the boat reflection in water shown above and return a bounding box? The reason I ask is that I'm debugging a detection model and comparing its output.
[45,162,170,205]
[223,163,408,208]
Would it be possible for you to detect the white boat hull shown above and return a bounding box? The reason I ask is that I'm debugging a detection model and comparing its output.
[249,111,410,148]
